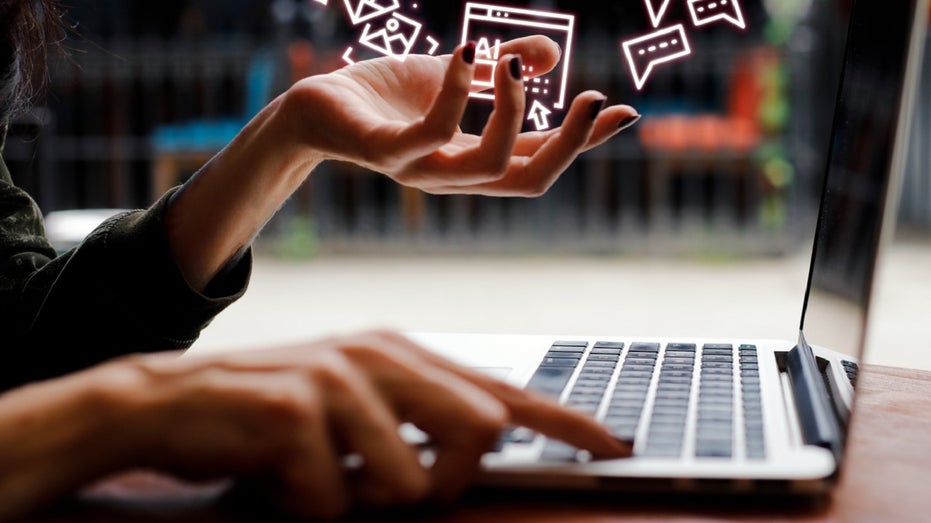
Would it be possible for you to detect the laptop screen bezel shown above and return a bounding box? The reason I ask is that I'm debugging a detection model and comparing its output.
[798,0,929,455]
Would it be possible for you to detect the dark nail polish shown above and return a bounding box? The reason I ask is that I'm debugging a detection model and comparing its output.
[509,56,522,81]
[618,114,642,131]
[589,98,606,120]
[463,42,476,65]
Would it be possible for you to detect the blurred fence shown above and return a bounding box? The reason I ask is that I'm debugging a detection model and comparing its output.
[290,28,818,257]
[6,4,927,257]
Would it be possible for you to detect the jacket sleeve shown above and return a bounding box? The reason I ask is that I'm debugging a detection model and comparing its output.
[0,156,251,392]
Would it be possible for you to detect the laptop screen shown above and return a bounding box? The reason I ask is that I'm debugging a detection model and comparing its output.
[801,0,927,365]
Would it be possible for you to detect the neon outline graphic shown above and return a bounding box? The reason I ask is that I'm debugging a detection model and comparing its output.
[460,2,575,112]
[358,12,423,61]
[425,35,440,55]
[644,0,672,28]
[342,0,400,26]
[342,46,357,65]
[621,24,692,91]
[687,0,746,30]
[527,100,552,131]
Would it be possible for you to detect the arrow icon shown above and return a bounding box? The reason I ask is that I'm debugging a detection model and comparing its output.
[527,100,552,131]
[644,0,672,28]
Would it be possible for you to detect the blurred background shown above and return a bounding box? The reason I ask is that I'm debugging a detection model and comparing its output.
[3,1,930,369]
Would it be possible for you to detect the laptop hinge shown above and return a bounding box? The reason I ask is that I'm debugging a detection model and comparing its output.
[787,331,843,459]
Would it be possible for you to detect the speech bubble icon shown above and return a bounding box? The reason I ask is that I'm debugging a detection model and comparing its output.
[644,0,672,28]
[621,24,692,91]
[687,0,746,30]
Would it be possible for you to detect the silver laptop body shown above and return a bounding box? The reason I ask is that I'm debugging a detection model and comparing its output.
[409,0,929,495]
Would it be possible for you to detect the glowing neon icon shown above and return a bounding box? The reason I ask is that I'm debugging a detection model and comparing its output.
[323,0,439,65]
[425,35,440,55]
[460,2,575,130]
[342,47,357,65]
[687,0,746,30]
[359,12,423,61]
[621,24,691,91]
[527,100,552,131]
[342,0,400,26]
[644,0,672,28]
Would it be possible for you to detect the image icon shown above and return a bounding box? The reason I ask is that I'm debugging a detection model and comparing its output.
[343,0,400,26]
[359,12,424,61]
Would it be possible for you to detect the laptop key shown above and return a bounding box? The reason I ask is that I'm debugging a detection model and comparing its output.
[739,346,766,459]
[540,440,579,462]
[587,354,621,362]
[553,341,589,348]
[525,367,576,397]
[629,343,661,353]
[696,442,733,458]
[591,347,623,355]
[547,346,586,354]
[540,357,580,367]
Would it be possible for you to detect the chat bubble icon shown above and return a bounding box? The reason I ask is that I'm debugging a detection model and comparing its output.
[621,24,692,91]
[687,0,746,30]
[644,0,672,28]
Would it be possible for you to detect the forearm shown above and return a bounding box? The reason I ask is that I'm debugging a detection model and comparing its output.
[0,370,140,521]
[164,91,324,291]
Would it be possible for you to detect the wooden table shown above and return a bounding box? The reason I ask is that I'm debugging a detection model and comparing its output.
[32,365,931,522]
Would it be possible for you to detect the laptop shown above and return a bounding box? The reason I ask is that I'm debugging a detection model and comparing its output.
[405,0,929,495]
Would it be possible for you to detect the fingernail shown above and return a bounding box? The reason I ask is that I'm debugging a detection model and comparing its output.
[589,98,606,121]
[618,114,642,131]
[509,56,522,81]
[463,41,476,65]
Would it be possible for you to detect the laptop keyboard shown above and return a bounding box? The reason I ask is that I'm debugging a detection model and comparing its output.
[841,359,859,387]
[515,341,766,461]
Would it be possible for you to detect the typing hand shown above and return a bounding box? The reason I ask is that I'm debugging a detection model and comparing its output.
[103,331,631,518]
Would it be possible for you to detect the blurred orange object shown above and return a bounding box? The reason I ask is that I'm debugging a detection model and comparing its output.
[287,40,315,81]
[637,46,773,154]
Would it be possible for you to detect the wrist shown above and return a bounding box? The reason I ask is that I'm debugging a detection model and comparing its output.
[78,358,158,468]
[164,91,324,291]
[267,91,328,178]
[278,81,338,166]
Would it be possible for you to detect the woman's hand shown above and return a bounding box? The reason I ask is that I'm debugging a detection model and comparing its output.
[129,331,631,518]
[164,36,638,291]
[282,35,639,196]
[0,331,631,521]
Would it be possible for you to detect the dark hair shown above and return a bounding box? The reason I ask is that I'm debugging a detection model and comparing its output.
[0,0,64,125]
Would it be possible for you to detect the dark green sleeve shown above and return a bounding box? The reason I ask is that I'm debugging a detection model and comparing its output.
[0,152,251,391]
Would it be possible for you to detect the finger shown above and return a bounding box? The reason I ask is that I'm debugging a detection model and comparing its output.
[485,385,635,458]
[582,105,641,152]
[319,354,431,506]
[342,334,508,504]
[431,53,525,186]
[518,88,604,176]
[466,35,559,102]
[511,105,640,156]
[269,377,351,520]
[375,332,632,458]
[495,35,561,79]
[391,42,477,161]
[429,90,608,197]
[386,367,508,504]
